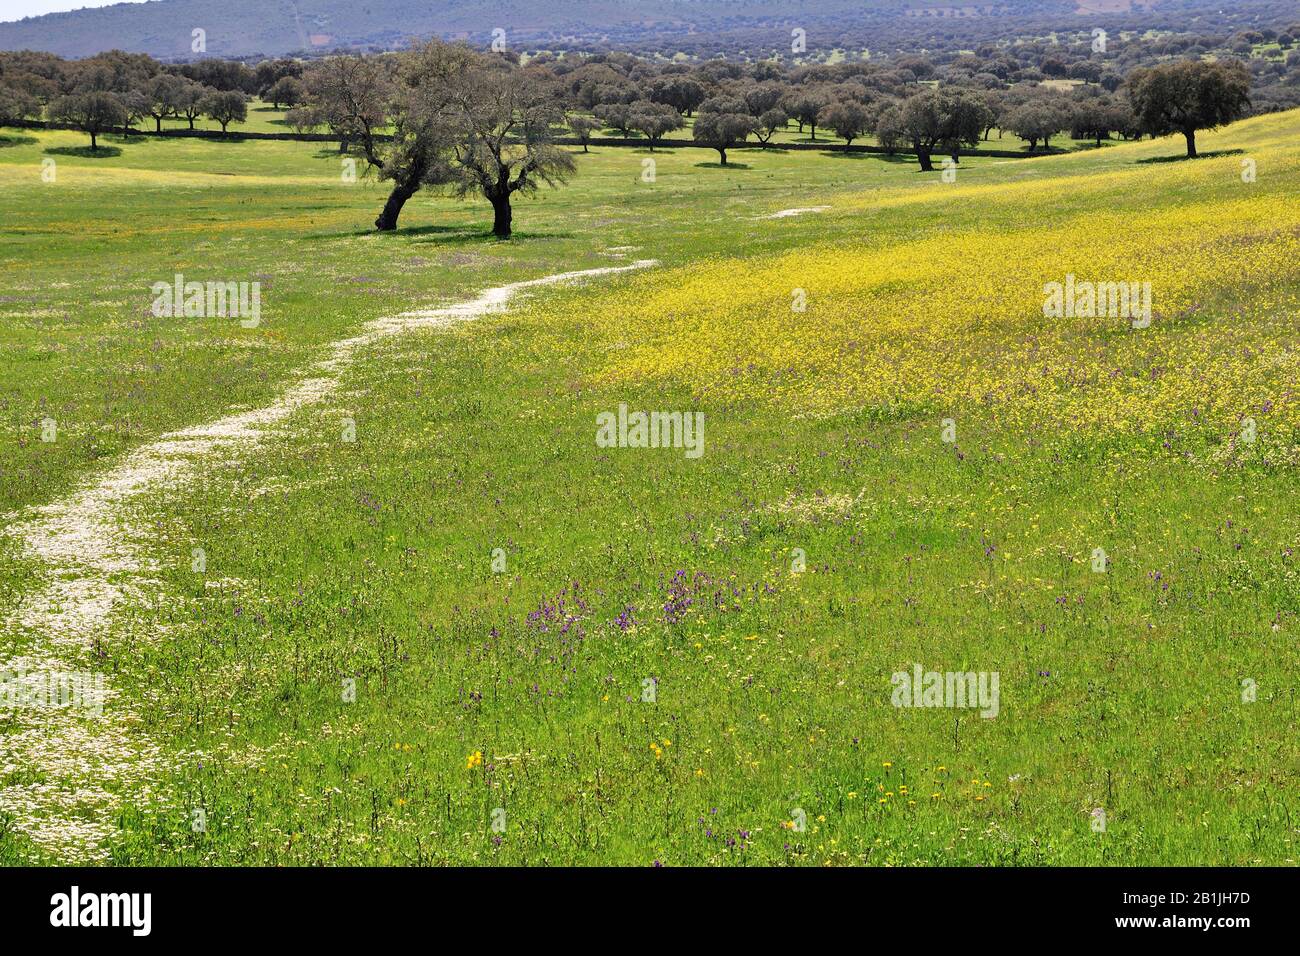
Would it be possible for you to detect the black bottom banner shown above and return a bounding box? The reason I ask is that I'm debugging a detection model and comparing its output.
[0,865,1282,942]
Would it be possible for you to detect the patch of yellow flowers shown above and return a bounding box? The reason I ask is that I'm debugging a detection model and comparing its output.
[545,118,1300,447]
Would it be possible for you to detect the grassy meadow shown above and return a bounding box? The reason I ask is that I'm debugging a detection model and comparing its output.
[140,96,1100,150]
[0,111,1297,865]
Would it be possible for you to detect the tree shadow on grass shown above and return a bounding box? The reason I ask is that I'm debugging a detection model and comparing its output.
[300,223,468,241]
[808,148,922,165]
[1137,148,1243,165]
[694,161,752,170]
[301,223,574,244]
[820,150,876,160]
[0,134,38,148]
[407,227,578,246]
[44,144,123,158]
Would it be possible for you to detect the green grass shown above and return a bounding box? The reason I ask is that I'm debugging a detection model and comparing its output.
[592,111,1102,153]
[1,111,1297,865]
[129,98,299,135]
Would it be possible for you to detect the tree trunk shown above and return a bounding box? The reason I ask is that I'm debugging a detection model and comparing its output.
[375,175,420,232]
[1042,132,1051,149]
[916,147,933,171]
[1184,128,1197,158]
[90,131,97,151]
[582,142,589,153]
[188,115,196,130]
[717,147,727,166]
[491,194,513,239]
[155,117,162,133]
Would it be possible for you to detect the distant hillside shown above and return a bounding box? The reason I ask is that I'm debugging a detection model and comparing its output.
[0,0,1077,59]
[2,0,1289,60]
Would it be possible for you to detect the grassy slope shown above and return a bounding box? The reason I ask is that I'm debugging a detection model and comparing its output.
[586,112,1096,151]
[0,111,1297,865]
[125,95,1102,151]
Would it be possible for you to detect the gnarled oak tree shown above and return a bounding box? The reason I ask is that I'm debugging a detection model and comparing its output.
[1126,59,1251,158]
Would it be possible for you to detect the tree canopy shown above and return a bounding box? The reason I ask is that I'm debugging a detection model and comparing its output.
[1126,59,1251,157]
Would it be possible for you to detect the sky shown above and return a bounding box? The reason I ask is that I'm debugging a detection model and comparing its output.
[0,0,151,24]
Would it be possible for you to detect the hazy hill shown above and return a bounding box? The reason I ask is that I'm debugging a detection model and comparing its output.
[0,0,1074,59]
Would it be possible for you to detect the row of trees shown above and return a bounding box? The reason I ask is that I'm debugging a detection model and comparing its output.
[42,85,249,148]
[0,50,259,147]
[535,8,1298,113]
[630,61,1249,168]
[295,44,1251,232]
[0,43,1254,233]
[276,53,1204,173]
[1,37,1274,151]
[0,49,325,146]
[512,29,1293,123]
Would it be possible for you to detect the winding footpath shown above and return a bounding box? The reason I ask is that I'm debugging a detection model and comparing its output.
[0,260,656,862]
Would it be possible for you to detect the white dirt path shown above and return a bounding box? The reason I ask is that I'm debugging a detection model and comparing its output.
[0,260,656,862]
[757,206,831,219]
